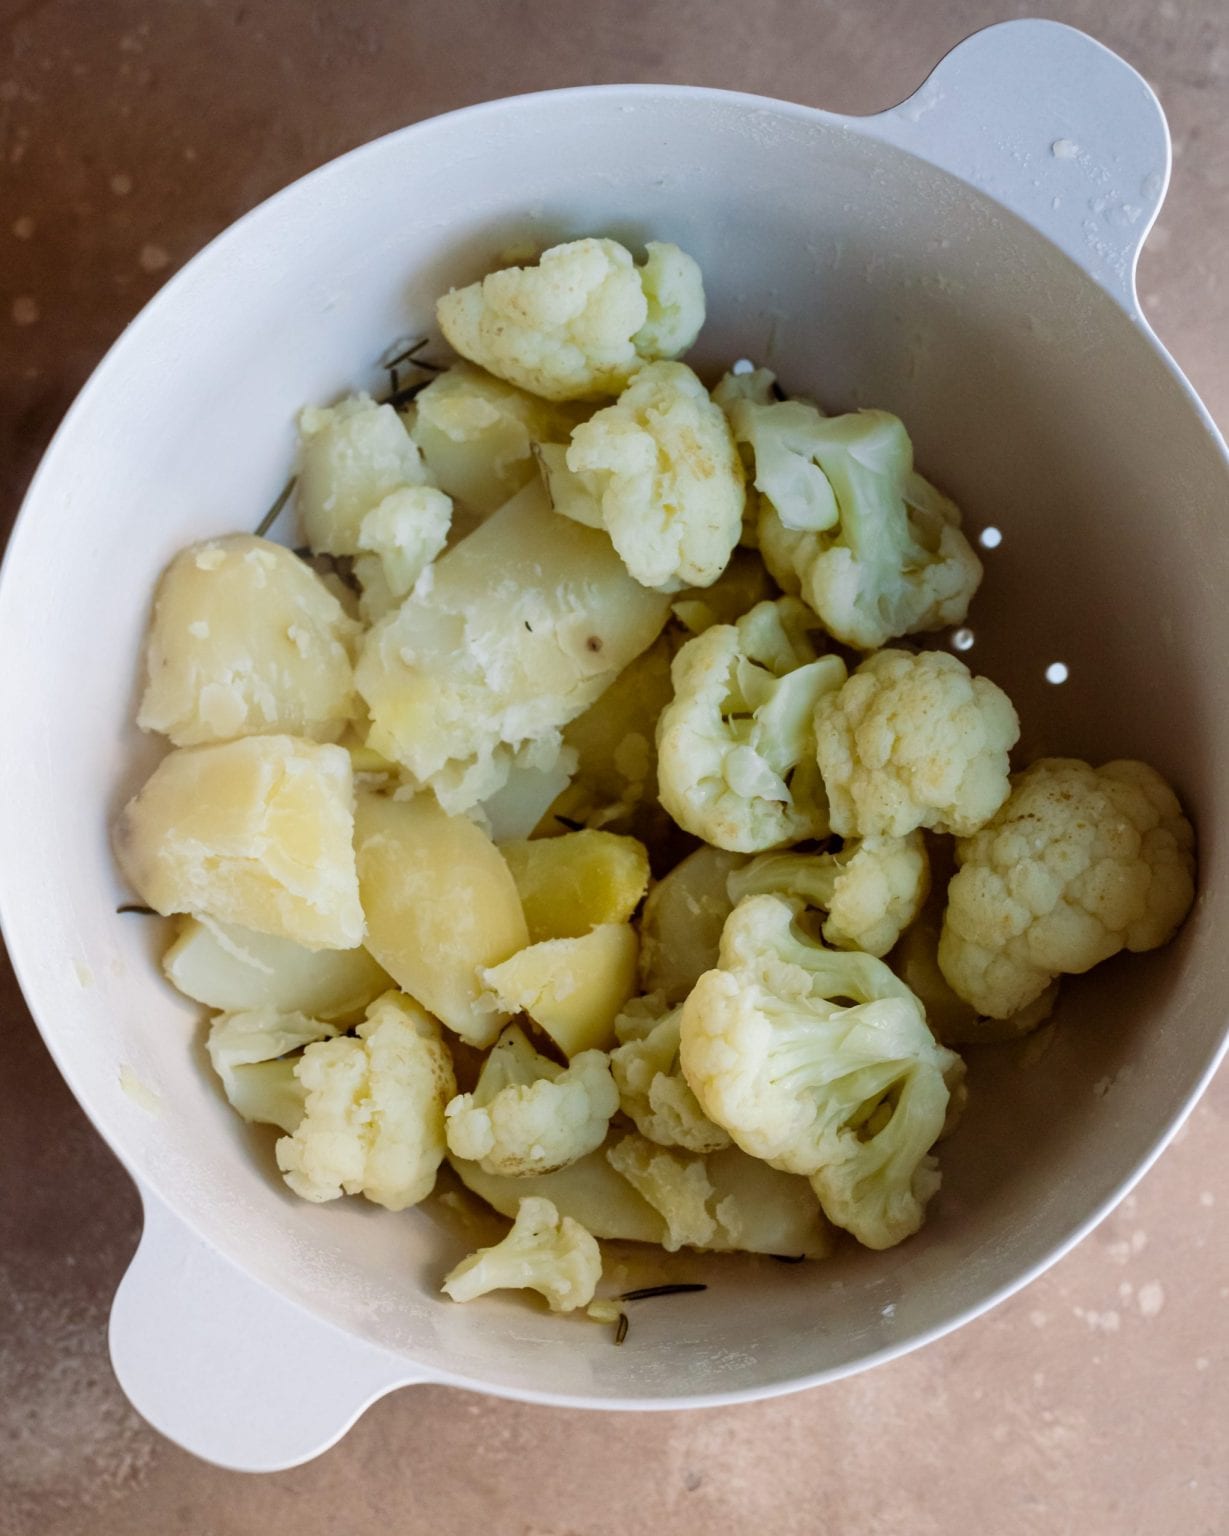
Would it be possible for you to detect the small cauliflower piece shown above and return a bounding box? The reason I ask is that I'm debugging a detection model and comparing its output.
[354,791,528,1048]
[441,1195,602,1312]
[542,635,675,843]
[163,916,390,1020]
[543,361,745,592]
[275,991,456,1210]
[727,832,929,958]
[409,362,585,514]
[939,758,1196,1019]
[638,845,746,1004]
[815,649,1019,840]
[476,746,580,842]
[605,1133,717,1251]
[680,894,961,1248]
[443,1024,618,1175]
[436,237,705,402]
[733,399,982,650]
[610,1000,731,1153]
[115,735,364,950]
[499,829,650,942]
[893,914,1058,1045]
[206,1007,340,1132]
[356,481,670,813]
[352,485,453,622]
[657,597,846,852]
[480,923,639,1057]
[137,535,359,746]
[297,393,430,557]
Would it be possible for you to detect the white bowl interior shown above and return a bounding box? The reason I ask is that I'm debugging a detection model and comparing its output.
[2,87,1226,1403]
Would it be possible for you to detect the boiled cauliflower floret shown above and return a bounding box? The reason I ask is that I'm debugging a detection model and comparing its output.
[409,362,585,515]
[727,832,929,958]
[540,361,745,591]
[610,999,731,1153]
[274,992,456,1210]
[893,911,1058,1046]
[297,393,431,556]
[657,597,846,852]
[939,758,1196,1019]
[815,649,1019,840]
[605,1134,718,1251]
[441,1195,601,1312]
[352,485,453,622]
[679,894,961,1248]
[726,391,982,650]
[436,237,704,402]
[444,1025,618,1176]
[206,1007,340,1133]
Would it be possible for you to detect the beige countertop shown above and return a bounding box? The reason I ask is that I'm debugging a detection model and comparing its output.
[1,1,1226,1531]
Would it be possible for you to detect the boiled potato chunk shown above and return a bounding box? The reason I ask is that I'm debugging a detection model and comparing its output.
[297,394,430,556]
[354,791,527,1047]
[116,736,364,949]
[163,916,390,1020]
[639,844,747,1003]
[409,363,585,515]
[541,634,675,846]
[481,923,638,1057]
[355,481,671,814]
[452,1139,829,1256]
[136,535,359,746]
[499,829,650,942]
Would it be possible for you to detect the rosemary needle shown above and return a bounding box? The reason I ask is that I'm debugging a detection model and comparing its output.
[253,475,297,538]
[619,1283,708,1302]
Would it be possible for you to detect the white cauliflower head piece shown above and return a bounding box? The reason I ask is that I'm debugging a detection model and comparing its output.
[542,361,745,591]
[352,485,453,622]
[610,998,731,1153]
[436,237,705,402]
[605,1134,718,1252]
[732,398,981,650]
[657,597,847,852]
[727,831,929,958]
[206,1007,340,1134]
[815,648,1019,840]
[274,991,456,1210]
[679,894,960,1248]
[441,1195,602,1312]
[443,1024,618,1176]
[939,757,1196,1019]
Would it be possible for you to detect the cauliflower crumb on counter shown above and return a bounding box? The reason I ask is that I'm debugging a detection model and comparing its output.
[117,227,1201,1323]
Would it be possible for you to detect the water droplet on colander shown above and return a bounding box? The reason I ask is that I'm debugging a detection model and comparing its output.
[951,627,975,652]
[978,526,1002,549]
[1045,661,1069,684]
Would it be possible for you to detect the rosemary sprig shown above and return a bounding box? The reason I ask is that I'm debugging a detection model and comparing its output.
[116,904,157,916]
[769,1253,806,1264]
[614,1312,629,1346]
[380,337,445,409]
[619,1283,708,1302]
[254,475,297,538]
[553,815,585,833]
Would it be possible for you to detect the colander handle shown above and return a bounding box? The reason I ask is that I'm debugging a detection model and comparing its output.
[109,1186,427,1471]
[863,18,1170,313]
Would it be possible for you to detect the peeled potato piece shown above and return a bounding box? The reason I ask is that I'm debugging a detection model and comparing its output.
[115,735,364,950]
[137,534,359,747]
[499,829,649,942]
[639,845,747,1004]
[354,791,528,1048]
[481,923,639,1057]
[163,916,390,1021]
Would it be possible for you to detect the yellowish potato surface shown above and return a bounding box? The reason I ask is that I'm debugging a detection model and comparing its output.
[499,829,649,942]
[353,792,528,1047]
[116,735,364,949]
[481,923,639,1057]
[137,534,358,746]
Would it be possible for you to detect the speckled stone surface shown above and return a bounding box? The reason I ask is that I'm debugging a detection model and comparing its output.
[1,1,1226,1530]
